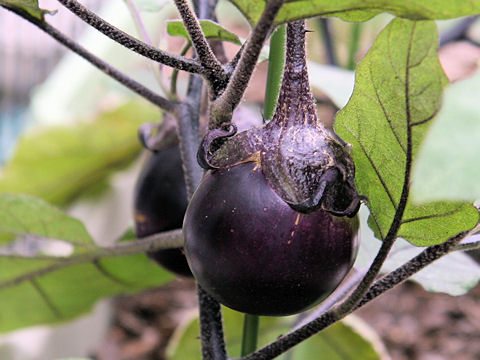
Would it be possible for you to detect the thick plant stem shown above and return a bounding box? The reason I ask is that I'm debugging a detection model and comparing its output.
[239,20,286,360]
[56,0,206,75]
[175,77,204,199]
[357,230,471,308]
[241,314,260,356]
[239,230,473,360]
[263,25,286,121]
[175,0,227,358]
[197,286,228,360]
[173,0,227,91]
[171,44,192,99]
[211,0,285,127]
[5,6,176,112]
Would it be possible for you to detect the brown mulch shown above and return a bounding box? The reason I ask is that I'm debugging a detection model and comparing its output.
[93,278,480,360]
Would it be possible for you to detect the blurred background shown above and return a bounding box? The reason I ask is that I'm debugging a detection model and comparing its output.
[1,1,480,359]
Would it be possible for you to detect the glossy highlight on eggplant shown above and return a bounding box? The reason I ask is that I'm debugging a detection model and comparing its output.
[184,162,359,315]
[184,20,361,315]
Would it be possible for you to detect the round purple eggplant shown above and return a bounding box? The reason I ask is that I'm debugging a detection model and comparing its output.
[184,162,359,316]
[134,145,192,277]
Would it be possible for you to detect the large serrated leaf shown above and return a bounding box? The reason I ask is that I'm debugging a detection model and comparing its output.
[228,0,480,26]
[0,194,93,247]
[166,307,382,359]
[0,243,175,333]
[0,102,158,207]
[167,19,242,45]
[335,18,478,246]
[0,0,49,20]
[412,68,480,203]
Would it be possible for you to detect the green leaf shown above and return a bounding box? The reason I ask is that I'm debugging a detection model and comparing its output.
[0,102,158,207]
[167,20,242,45]
[412,68,480,203]
[0,0,49,20]
[335,18,479,247]
[355,206,480,295]
[0,194,93,247]
[0,235,175,333]
[229,0,480,26]
[166,307,382,359]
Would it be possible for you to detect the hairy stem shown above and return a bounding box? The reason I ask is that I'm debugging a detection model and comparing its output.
[123,0,171,97]
[173,0,227,92]
[6,6,176,112]
[56,0,205,75]
[240,229,472,360]
[171,43,192,99]
[175,0,228,357]
[241,18,421,358]
[198,286,228,360]
[294,267,367,330]
[356,229,471,308]
[453,239,480,252]
[211,0,285,127]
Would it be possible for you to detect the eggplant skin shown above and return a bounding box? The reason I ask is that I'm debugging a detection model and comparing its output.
[134,145,192,277]
[184,162,359,316]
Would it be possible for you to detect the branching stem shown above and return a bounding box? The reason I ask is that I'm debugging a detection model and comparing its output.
[173,0,227,91]
[175,0,228,358]
[123,0,171,97]
[5,6,176,112]
[356,229,471,308]
[211,0,285,127]
[0,229,184,291]
[56,0,206,75]
[239,229,472,360]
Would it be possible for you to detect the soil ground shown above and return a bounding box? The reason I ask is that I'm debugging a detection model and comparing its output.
[93,278,480,360]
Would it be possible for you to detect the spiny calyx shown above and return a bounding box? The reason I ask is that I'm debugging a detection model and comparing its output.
[199,20,361,216]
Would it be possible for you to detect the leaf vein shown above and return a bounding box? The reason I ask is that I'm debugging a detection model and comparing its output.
[30,278,63,319]
[93,259,133,286]
[345,124,398,210]
[369,65,407,154]
[401,206,464,224]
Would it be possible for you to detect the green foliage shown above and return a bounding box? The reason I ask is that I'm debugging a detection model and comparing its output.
[335,18,479,246]
[228,0,480,26]
[167,19,242,45]
[0,0,48,20]
[0,194,92,247]
[0,195,174,333]
[0,102,158,206]
[356,206,480,296]
[0,253,173,333]
[412,68,480,203]
[167,307,381,359]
